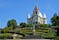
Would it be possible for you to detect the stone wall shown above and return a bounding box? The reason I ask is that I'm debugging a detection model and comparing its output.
[0,39,54,40]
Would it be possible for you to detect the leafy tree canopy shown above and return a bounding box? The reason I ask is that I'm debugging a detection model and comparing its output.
[51,13,59,26]
[20,22,27,28]
[7,19,17,29]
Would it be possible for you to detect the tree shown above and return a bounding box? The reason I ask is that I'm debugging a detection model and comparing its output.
[20,22,27,28]
[51,13,59,26]
[39,24,50,28]
[7,19,17,29]
[27,24,33,27]
[51,13,59,36]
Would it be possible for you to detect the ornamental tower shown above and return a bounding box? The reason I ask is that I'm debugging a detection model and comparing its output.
[27,0,47,24]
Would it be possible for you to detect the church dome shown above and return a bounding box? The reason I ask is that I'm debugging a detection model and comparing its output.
[43,13,46,18]
[28,14,31,18]
[38,12,43,17]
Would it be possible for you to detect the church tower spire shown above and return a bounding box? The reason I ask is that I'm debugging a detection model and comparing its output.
[27,0,47,24]
[33,0,42,17]
[33,0,39,15]
[35,0,38,10]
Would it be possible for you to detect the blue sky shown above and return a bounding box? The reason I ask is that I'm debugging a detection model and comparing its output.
[0,0,59,28]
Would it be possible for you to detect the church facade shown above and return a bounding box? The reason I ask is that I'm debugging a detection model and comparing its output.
[27,5,47,24]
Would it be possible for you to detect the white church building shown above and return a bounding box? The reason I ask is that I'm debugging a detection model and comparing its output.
[27,5,47,24]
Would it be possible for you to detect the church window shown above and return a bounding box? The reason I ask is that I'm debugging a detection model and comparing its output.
[36,11,37,14]
[36,22,37,24]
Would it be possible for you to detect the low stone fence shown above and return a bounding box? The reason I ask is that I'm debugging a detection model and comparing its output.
[0,39,54,40]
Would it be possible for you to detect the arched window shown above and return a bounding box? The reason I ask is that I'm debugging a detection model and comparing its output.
[36,22,38,24]
[36,11,37,14]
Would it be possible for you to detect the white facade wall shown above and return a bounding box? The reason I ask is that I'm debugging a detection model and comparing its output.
[27,5,47,24]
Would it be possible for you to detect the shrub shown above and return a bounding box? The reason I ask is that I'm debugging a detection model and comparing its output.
[0,33,12,39]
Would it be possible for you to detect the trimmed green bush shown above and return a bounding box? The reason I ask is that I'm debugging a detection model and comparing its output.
[41,32,56,39]
[0,33,12,39]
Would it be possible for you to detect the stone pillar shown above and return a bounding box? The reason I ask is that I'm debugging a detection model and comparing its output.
[33,23,36,35]
[12,34,17,40]
[13,36,16,40]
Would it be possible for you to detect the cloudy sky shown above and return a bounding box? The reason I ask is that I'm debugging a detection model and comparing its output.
[0,0,59,28]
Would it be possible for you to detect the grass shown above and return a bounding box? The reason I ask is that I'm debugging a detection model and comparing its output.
[20,29,33,35]
[41,32,56,39]
[20,29,56,39]
[0,28,56,39]
[54,36,59,40]
[36,29,50,33]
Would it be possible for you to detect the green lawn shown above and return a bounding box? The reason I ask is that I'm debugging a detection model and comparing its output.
[0,28,56,39]
[54,36,59,40]
[20,29,33,35]
[19,29,56,39]
[41,32,56,39]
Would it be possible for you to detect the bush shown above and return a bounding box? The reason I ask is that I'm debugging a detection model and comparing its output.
[41,32,56,39]
[39,24,51,28]
[0,33,12,39]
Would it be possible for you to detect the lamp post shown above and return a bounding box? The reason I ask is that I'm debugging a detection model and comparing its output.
[33,22,36,35]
